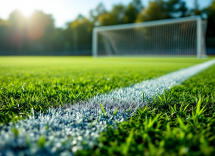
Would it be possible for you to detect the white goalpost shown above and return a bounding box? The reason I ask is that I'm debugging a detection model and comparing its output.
[92,16,207,58]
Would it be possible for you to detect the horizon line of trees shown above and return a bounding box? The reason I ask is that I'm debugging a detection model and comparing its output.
[0,0,215,55]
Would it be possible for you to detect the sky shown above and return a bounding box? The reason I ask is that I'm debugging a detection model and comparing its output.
[0,0,213,28]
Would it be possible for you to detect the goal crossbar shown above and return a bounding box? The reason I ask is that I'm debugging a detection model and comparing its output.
[92,16,206,58]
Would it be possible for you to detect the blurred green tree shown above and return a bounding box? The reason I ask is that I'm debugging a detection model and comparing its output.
[165,0,188,17]
[52,28,65,51]
[27,10,56,52]
[203,0,215,48]
[98,4,125,26]
[0,19,10,50]
[193,0,201,15]
[123,0,143,23]
[98,13,118,26]
[8,10,27,52]
[71,15,93,45]
[136,0,187,22]
[90,3,107,26]
[136,0,167,22]
[64,15,93,51]
[204,0,215,37]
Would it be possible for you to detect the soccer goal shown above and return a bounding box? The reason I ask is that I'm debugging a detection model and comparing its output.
[92,16,207,58]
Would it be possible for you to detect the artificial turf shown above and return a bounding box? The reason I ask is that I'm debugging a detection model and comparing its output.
[76,64,215,156]
[0,57,210,124]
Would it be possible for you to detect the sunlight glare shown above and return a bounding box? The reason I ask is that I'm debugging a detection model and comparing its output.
[13,0,48,17]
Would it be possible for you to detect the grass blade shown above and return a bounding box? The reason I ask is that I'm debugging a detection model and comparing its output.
[196,98,201,116]
[177,116,186,131]
[183,104,190,112]
[122,129,134,155]
[113,107,119,116]
[100,103,106,116]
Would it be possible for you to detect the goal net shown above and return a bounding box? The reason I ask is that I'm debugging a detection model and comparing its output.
[92,16,207,58]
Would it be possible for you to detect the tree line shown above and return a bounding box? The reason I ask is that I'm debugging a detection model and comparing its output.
[0,0,215,55]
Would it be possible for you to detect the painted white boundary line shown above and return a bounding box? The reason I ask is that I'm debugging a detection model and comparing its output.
[0,59,215,155]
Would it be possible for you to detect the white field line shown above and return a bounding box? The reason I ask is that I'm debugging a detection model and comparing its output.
[0,59,215,155]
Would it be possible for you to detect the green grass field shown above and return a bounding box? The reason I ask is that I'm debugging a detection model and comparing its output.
[0,56,214,155]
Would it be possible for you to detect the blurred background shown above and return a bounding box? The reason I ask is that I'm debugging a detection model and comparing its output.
[0,0,214,56]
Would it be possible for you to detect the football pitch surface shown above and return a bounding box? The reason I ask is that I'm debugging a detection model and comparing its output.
[0,56,215,155]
